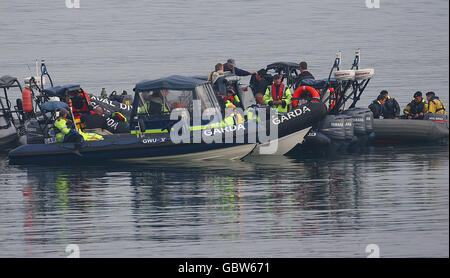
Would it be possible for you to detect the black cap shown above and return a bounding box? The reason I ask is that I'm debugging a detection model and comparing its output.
[426,91,435,96]
[413,91,422,98]
[273,74,281,79]
[380,90,389,95]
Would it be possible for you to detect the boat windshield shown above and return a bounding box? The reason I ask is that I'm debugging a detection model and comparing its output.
[195,84,221,113]
[137,89,193,115]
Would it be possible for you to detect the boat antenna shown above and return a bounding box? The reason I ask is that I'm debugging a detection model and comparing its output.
[40,59,54,89]
[352,49,360,70]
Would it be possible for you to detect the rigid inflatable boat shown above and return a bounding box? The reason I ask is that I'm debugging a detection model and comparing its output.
[373,114,449,144]
[9,75,327,164]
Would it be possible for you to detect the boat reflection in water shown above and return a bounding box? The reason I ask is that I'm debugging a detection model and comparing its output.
[1,143,447,257]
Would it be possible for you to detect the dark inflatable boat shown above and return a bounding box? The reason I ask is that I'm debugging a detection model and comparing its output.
[9,75,327,164]
[373,114,449,144]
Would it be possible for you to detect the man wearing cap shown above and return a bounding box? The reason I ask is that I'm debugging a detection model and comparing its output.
[426,91,446,115]
[263,74,292,114]
[223,59,255,77]
[403,91,428,119]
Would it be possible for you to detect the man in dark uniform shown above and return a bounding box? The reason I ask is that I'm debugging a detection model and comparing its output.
[250,69,270,97]
[81,106,112,135]
[403,91,428,119]
[223,58,255,77]
[379,90,400,119]
[368,94,387,119]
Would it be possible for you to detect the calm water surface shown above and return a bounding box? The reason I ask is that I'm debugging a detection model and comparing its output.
[0,0,449,257]
[0,145,448,257]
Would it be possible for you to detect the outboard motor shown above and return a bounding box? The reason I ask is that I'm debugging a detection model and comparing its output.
[307,114,348,152]
[319,114,346,142]
[342,115,358,151]
[25,119,45,144]
[299,114,345,155]
[343,108,366,136]
[343,107,374,150]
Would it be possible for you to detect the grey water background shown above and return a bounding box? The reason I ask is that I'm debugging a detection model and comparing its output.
[0,0,448,257]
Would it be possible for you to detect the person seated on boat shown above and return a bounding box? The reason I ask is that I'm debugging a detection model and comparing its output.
[81,106,113,135]
[368,94,386,119]
[138,90,170,115]
[208,63,228,86]
[250,69,270,97]
[255,93,266,106]
[379,90,400,119]
[55,109,104,144]
[223,58,256,77]
[426,91,446,115]
[54,108,85,145]
[263,74,292,114]
[224,88,241,108]
[207,103,244,129]
[403,91,428,119]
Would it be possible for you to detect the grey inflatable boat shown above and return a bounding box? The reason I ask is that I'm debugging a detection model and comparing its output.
[373,114,448,143]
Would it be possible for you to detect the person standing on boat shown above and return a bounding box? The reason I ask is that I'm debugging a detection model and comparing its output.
[250,69,271,97]
[263,74,292,114]
[297,61,315,82]
[294,61,315,88]
[208,63,227,86]
[368,94,387,119]
[403,91,428,119]
[426,91,446,115]
[379,90,400,119]
[223,59,255,77]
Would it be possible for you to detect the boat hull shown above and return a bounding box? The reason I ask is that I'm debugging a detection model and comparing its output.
[8,102,327,164]
[373,118,449,143]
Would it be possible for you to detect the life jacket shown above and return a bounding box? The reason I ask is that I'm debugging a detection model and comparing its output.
[55,117,73,142]
[428,96,446,114]
[408,98,426,115]
[271,83,286,100]
[224,94,240,107]
[382,96,398,118]
[71,89,92,118]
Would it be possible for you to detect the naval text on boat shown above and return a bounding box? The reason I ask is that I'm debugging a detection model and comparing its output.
[65,0,80,8]
[178,262,270,275]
